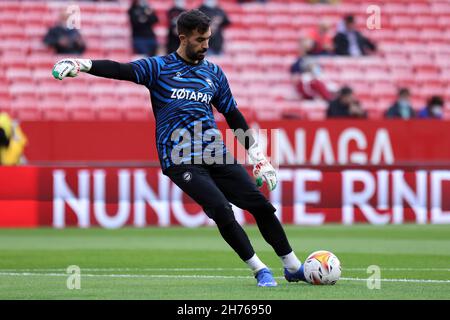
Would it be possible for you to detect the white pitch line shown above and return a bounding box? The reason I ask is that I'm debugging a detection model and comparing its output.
[0,272,251,280]
[0,267,449,272]
[345,268,450,272]
[340,277,450,284]
[0,268,251,272]
[0,272,449,284]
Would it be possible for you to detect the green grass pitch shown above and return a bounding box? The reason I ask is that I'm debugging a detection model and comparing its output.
[0,225,449,300]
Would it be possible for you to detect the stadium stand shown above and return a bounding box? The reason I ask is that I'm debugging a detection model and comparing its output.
[0,0,449,121]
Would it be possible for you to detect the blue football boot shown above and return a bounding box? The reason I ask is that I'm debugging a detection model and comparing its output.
[284,264,307,282]
[255,268,278,287]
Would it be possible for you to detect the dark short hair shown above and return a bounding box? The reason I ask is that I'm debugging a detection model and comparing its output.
[427,95,444,107]
[340,86,353,96]
[398,88,410,96]
[177,9,211,36]
[344,14,355,24]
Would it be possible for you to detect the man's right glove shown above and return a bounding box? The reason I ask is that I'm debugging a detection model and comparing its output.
[248,142,278,191]
[52,58,92,80]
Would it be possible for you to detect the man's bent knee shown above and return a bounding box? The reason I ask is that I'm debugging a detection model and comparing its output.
[204,204,236,227]
[247,202,277,218]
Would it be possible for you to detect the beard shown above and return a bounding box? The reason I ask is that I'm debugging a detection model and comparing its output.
[186,44,207,62]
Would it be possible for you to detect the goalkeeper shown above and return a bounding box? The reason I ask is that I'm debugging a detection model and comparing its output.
[52,9,305,287]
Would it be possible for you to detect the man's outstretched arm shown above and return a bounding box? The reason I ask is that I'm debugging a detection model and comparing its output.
[224,109,278,191]
[223,108,254,149]
[52,58,137,82]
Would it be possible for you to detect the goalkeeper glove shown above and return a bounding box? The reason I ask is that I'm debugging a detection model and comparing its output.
[52,58,92,80]
[248,141,277,191]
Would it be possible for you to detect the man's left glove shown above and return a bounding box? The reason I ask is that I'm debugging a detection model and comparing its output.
[248,142,277,191]
[52,58,92,80]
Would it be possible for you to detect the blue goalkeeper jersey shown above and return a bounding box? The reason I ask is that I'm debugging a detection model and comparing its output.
[130,52,237,170]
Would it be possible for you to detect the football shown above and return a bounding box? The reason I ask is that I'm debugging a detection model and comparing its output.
[303,250,341,285]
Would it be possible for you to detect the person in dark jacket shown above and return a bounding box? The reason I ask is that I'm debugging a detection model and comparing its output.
[327,86,367,118]
[166,0,186,54]
[198,0,231,55]
[128,0,159,56]
[43,11,86,54]
[333,15,376,56]
[385,88,415,119]
[418,96,445,119]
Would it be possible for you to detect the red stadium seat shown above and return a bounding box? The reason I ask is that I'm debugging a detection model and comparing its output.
[10,97,42,120]
[97,107,124,121]
[69,107,97,121]
[418,84,445,98]
[123,106,152,121]
[42,107,70,121]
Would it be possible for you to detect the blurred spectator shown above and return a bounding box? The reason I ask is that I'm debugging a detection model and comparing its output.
[418,96,445,119]
[238,0,267,2]
[308,0,340,3]
[167,0,186,54]
[43,10,86,54]
[198,0,231,55]
[348,99,367,118]
[333,15,376,56]
[0,112,27,166]
[128,0,159,56]
[327,86,367,118]
[290,40,333,101]
[385,88,415,119]
[305,21,333,56]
